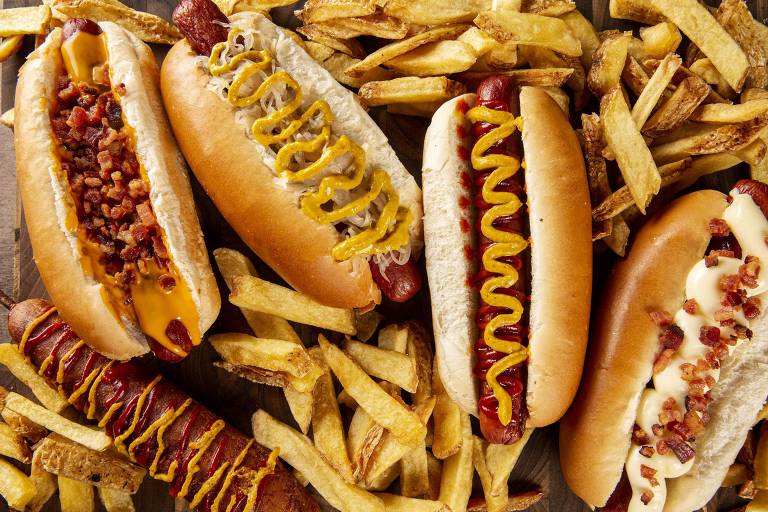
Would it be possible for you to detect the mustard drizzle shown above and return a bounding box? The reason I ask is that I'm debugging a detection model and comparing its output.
[466,106,529,427]
[208,28,412,260]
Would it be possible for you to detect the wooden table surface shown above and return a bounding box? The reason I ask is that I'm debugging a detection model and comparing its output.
[0,0,765,510]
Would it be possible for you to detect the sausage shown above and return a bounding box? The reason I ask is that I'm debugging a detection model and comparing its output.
[470,76,528,445]
[6,298,318,512]
[369,259,423,303]
[733,179,768,217]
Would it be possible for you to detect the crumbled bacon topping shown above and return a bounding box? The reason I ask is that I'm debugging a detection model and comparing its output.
[735,325,753,340]
[639,446,655,458]
[682,299,698,315]
[744,297,762,320]
[652,424,664,437]
[709,249,736,259]
[653,348,675,374]
[719,274,741,292]
[640,465,659,486]
[739,257,761,289]
[705,254,719,268]
[708,218,730,237]
[641,491,654,505]
[699,326,721,347]
[659,324,684,350]
[632,424,651,445]
[665,436,695,463]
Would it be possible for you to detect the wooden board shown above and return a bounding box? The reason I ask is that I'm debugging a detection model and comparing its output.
[1,0,764,510]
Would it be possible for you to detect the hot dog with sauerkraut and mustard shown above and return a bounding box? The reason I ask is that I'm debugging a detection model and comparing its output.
[161,0,423,310]
[14,18,220,362]
[560,182,768,512]
[422,76,593,444]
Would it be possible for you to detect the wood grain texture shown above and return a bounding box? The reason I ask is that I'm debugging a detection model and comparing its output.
[0,0,764,510]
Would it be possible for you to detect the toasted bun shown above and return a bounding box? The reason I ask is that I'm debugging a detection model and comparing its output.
[160,13,423,310]
[15,24,219,360]
[559,190,729,508]
[423,87,592,426]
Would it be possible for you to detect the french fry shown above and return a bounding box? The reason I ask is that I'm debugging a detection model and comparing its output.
[375,493,450,511]
[6,393,110,451]
[296,25,365,58]
[475,11,582,57]
[747,491,768,510]
[385,40,477,76]
[310,349,354,483]
[0,457,36,509]
[230,275,356,335]
[345,25,468,77]
[98,487,135,512]
[347,406,384,480]
[582,113,615,240]
[458,26,497,56]
[648,0,749,91]
[473,437,507,512]
[359,77,467,106]
[377,324,409,353]
[642,76,709,138]
[715,0,767,89]
[304,41,336,63]
[365,463,400,491]
[560,10,600,69]
[0,343,68,412]
[298,0,376,23]
[756,422,768,490]
[730,138,767,166]
[59,475,95,512]
[36,434,146,493]
[426,452,442,500]
[0,421,31,463]
[670,153,742,191]
[587,32,631,97]
[486,428,533,496]
[344,339,418,392]
[622,55,650,96]
[400,442,430,498]
[0,35,24,63]
[309,12,409,40]
[355,310,383,342]
[481,41,519,71]
[0,108,14,129]
[691,100,768,123]
[630,53,680,129]
[382,0,489,24]
[650,114,768,164]
[438,412,473,512]
[405,321,433,405]
[609,0,663,24]
[457,68,574,88]
[644,58,729,104]
[233,0,298,8]
[252,409,385,512]
[28,448,57,512]
[639,22,681,59]
[431,365,463,460]
[210,333,320,380]
[689,57,737,100]
[319,335,426,447]
[364,397,436,485]
[467,489,545,512]
[0,6,51,36]
[51,0,180,44]
[601,86,661,213]
[214,360,292,388]
[522,0,574,15]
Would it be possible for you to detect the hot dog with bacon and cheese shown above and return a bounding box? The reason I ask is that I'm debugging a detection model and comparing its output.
[161,0,423,310]
[422,76,593,444]
[14,19,219,362]
[560,182,768,512]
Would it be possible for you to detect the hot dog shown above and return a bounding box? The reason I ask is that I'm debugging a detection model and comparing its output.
[560,182,768,512]
[422,77,593,444]
[160,0,423,309]
[14,18,220,362]
[1,293,318,512]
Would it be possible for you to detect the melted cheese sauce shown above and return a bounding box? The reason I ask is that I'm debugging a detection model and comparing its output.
[627,192,768,511]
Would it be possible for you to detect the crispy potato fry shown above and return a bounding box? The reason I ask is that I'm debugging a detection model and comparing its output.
[431,366,463,460]
[0,421,31,463]
[475,11,581,57]
[37,434,145,493]
[214,360,291,388]
[385,40,477,76]
[51,0,180,44]
[426,452,442,500]
[2,408,47,444]
[344,339,418,392]
[405,322,433,405]
[522,0,575,16]
[669,153,742,191]
[319,336,426,447]
[457,68,573,89]
[0,6,51,36]
[98,487,135,512]
[582,113,615,239]
[377,324,409,353]
[304,41,336,63]
[467,489,545,512]
[59,475,95,512]
[0,457,36,509]
[312,12,408,39]
[365,463,400,491]
[622,55,650,96]
[322,52,395,88]
[338,388,357,409]
[642,76,709,138]
[609,0,663,24]
[6,393,110,451]
[756,422,768,490]
[0,108,14,129]
[639,22,681,59]
[723,463,750,487]
[299,0,376,23]
[486,428,533,496]
[651,114,768,164]
[438,412,473,512]
[458,26,497,56]
[747,490,768,510]
[743,88,768,103]
[631,53,680,129]
[359,77,466,106]
[715,0,767,89]
[691,100,768,123]
[480,40,519,71]
[234,0,298,8]
[252,410,384,512]
[648,0,749,91]
[0,344,68,412]
[689,57,737,100]
[355,310,383,343]
[346,25,468,77]
[730,138,767,166]
[382,0,490,24]
[297,25,365,58]
[364,397,436,484]
[230,275,356,335]
[601,86,661,212]
[400,442,429,498]
[474,437,507,512]
[375,493,450,511]
[0,35,24,63]
[284,386,313,434]
[347,406,384,480]
[210,333,320,380]
[560,10,600,69]
[644,58,728,104]
[588,32,631,97]
[28,448,57,512]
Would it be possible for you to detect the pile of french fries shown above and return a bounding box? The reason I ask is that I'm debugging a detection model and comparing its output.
[214,248,542,512]
[0,344,144,511]
[722,403,768,512]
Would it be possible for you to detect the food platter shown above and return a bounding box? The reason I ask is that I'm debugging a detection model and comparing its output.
[0,0,765,510]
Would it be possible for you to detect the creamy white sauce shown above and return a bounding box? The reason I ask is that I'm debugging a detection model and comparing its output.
[626,192,768,512]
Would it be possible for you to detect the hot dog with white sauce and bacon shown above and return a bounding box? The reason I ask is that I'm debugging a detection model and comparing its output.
[422,76,593,444]
[560,182,768,512]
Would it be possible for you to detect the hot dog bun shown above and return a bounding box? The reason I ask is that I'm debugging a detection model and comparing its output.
[423,86,592,426]
[15,23,219,360]
[160,12,423,310]
[560,189,768,511]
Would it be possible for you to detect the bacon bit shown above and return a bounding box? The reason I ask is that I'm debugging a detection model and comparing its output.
[714,308,735,325]
[135,202,156,227]
[705,350,721,369]
[641,491,654,505]
[640,464,657,479]
[704,375,716,388]
[712,343,730,362]
[739,258,761,289]
[652,424,664,437]
[656,439,670,455]
[665,436,695,463]
[699,326,721,347]
[696,358,711,372]
[709,218,730,237]
[685,394,710,413]
[735,325,753,339]
[650,310,673,326]
[158,274,176,290]
[682,299,698,315]
[632,424,651,445]
[705,254,719,267]
[653,349,675,374]
[743,297,762,320]
[688,379,706,397]
[659,325,684,350]
[719,274,741,292]
[639,446,655,458]
[679,363,697,381]
[710,249,736,259]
